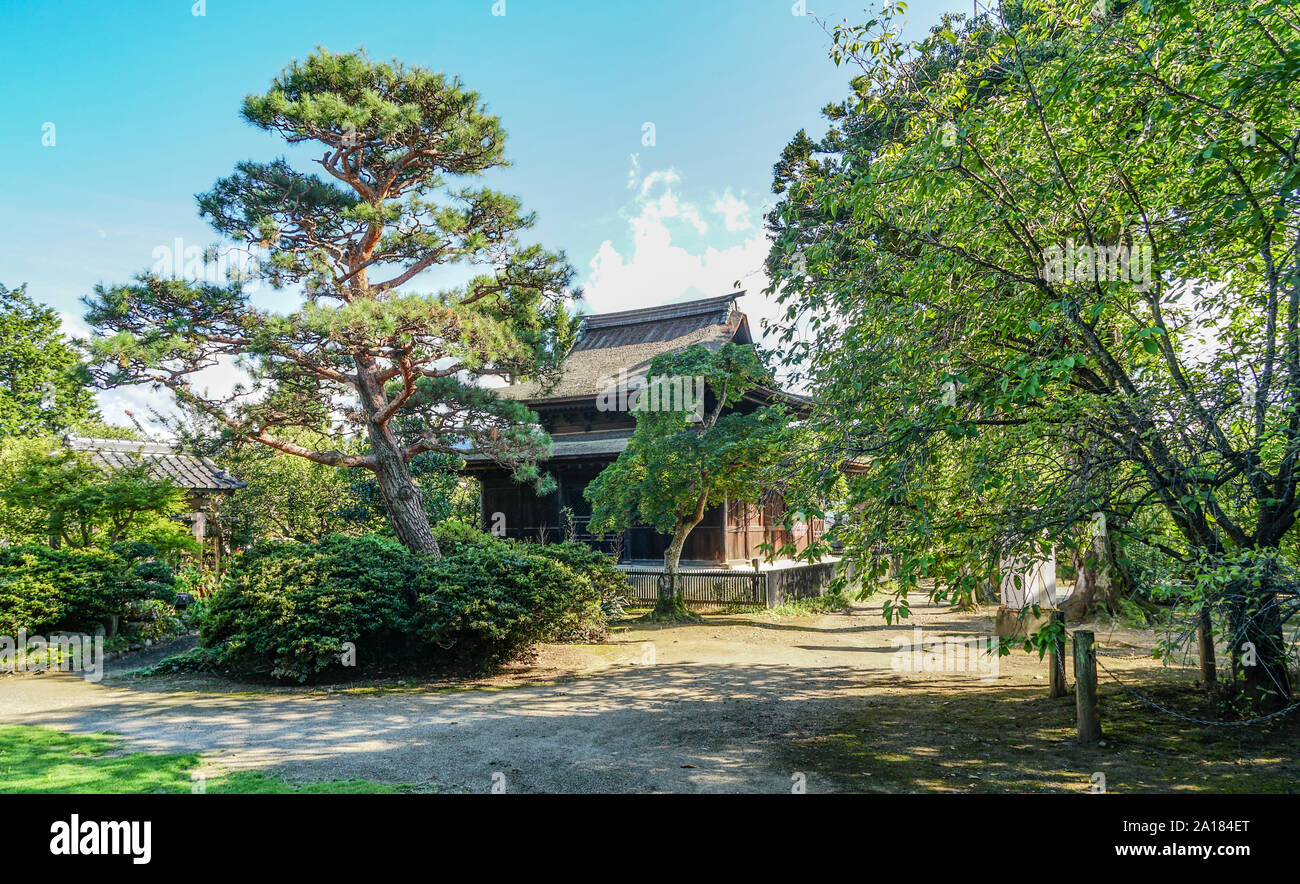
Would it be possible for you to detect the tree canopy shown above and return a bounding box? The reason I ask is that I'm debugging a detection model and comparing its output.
[85,48,576,555]
[586,342,787,617]
[0,283,98,438]
[766,0,1300,705]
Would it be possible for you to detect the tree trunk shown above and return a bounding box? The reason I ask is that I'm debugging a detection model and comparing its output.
[1062,520,1129,621]
[655,525,691,618]
[355,354,440,557]
[1227,578,1292,709]
[368,422,440,556]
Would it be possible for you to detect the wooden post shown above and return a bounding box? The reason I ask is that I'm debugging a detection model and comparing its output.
[1073,630,1102,743]
[1049,610,1067,698]
[1197,606,1217,687]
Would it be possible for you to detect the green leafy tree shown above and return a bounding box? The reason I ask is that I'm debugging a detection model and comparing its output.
[586,343,786,619]
[85,48,576,556]
[216,439,363,545]
[0,283,97,437]
[0,440,196,553]
[767,1,1299,706]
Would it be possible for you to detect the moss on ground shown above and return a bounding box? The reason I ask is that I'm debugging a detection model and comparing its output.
[775,676,1300,793]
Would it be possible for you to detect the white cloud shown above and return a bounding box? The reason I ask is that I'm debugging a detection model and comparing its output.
[712,189,753,232]
[582,167,783,342]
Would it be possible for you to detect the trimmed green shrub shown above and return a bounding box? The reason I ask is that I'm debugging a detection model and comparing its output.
[415,544,604,668]
[130,560,177,604]
[432,519,499,555]
[0,546,138,634]
[131,560,174,586]
[0,574,67,636]
[200,535,425,681]
[108,541,158,563]
[530,541,633,617]
[183,531,610,681]
[123,599,186,643]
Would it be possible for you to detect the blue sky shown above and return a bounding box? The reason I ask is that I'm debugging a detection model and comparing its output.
[0,0,954,424]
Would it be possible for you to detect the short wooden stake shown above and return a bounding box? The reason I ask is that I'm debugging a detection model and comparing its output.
[1049,610,1067,699]
[1073,630,1102,743]
[1197,606,1217,687]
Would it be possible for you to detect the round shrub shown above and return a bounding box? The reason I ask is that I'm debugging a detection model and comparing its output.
[131,560,175,586]
[531,541,633,618]
[108,540,158,563]
[200,535,425,682]
[433,519,499,555]
[415,544,606,669]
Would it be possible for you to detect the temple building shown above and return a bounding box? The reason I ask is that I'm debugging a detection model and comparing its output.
[463,293,822,567]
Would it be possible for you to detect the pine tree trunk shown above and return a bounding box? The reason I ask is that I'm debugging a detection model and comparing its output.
[355,355,440,557]
[369,430,440,557]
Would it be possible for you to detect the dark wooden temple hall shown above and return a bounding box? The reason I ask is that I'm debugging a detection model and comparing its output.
[463,293,823,568]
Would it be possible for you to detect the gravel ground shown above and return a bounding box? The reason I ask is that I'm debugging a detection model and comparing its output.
[0,599,1174,793]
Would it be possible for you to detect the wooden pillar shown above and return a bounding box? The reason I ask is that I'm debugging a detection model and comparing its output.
[1049,610,1067,698]
[1197,606,1217,687]
[1073,630,1102,743]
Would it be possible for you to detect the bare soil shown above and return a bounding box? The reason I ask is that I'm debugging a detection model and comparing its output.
[0,597,1295,793]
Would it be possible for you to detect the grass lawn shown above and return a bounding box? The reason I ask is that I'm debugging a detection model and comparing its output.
[0,726,409,794]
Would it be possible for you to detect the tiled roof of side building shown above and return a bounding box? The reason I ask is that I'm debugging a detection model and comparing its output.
[63,436,245,491]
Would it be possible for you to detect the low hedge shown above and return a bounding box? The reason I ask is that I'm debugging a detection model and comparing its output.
[200,535,424,681]
[185,531,624,682]
[0,546,140,634]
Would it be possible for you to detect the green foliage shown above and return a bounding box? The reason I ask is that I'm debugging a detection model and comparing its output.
[432,518,499,554]
[765,1,1300,693]
[0,546,139,633]
[340,450,479,533]
[531,540,634,616]
[416,543,604,668]
[0,283,98,438]
[217,438,370,545]
[122,598,186,642]
[585,342,790,617]
[0,439,197,553]
[200,535,424,681]
[191,530,612,682]
[586,343,788,543]
[83,48,577,551]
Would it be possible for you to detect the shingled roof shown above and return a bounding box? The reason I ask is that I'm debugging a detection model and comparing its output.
[63,436,244,492]
[496,292,752,403]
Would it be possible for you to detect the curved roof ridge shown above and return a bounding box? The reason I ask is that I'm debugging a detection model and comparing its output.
[580,292,741,331]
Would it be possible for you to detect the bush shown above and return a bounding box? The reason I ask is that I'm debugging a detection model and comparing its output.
[415,544,605,668]
[529,541,633,618]
[0,546,139,634]
[129,560,178,604]
[109,540,158,563]
[432,519,499,555]
[131,560,174,586]
[200,535,424,682]
[182,531,610,681]
[122,599,186,643]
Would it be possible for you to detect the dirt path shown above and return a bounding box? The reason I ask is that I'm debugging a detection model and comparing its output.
[1,599,1293,793]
